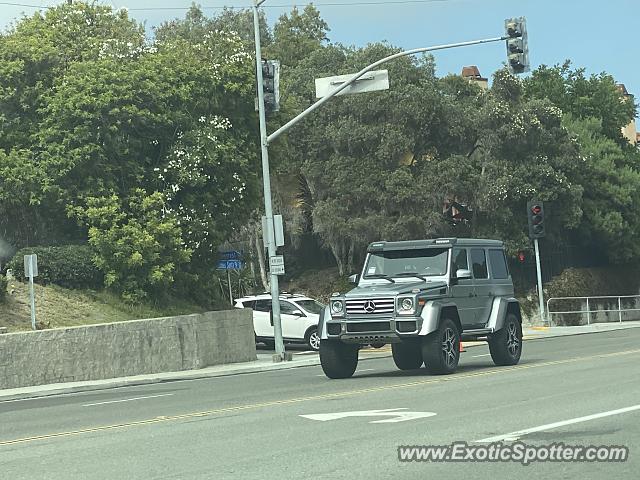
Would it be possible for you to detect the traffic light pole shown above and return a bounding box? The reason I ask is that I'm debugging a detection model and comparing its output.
[267,35,509,144]
[533,238,546,325]
[253,0,285,361]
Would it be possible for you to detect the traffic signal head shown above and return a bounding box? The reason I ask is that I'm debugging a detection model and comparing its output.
[505,20,523,38]
[504,17,529,75]
[527,200,546,239]
[261,59,280,113]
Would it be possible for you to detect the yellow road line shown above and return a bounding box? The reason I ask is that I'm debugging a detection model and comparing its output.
[2,348,639,447]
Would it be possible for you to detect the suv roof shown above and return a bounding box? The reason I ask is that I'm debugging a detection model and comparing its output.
[367,238,503,252]
[236,292,312,302]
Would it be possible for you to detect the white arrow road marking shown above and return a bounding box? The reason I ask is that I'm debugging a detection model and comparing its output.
[300,408,437,424]
[475,404,640,443]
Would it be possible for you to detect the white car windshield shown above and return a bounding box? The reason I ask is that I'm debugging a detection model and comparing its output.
[364,248,449,278]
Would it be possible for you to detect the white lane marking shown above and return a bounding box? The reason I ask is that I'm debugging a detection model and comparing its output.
[301,408,437,424]
[472,354,492,358]
[82,393,174,407]
[475,404,640,443]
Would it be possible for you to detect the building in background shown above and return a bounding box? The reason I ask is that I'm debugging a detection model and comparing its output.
[461,66,488,90]
[616,84,637,145]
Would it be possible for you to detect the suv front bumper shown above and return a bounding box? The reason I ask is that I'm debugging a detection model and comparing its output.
[325,316,422,344]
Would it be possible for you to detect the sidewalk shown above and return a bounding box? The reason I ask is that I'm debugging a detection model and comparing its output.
[522,320,640,339]
[2,321,639,402]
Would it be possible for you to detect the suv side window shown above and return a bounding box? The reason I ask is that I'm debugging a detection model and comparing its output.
[488,249,509,279]
[452,248,468,273]
[470,249,488,279]
[242,300,255,309]
[279,301,298,315]
[254,299,272,312]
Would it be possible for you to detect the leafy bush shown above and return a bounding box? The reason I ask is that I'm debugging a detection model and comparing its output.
[0,274,7,303]
[6,245,102,289]
[80,190,191,304]
[544,267,640,299]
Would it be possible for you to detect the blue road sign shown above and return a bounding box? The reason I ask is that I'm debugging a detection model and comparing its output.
[219,250,243,261]
[217,259,244,270]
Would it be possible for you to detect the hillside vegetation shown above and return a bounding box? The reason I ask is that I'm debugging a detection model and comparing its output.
[0,279,204,333]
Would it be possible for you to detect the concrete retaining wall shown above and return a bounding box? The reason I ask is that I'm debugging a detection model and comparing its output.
[0,309,256,390]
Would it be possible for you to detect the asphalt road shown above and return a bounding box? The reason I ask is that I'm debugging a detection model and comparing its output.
[2,329,640,479]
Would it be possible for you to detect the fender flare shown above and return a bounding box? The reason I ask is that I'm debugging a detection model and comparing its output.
[318,307,333,340]
[418,300,460,336]
[486,297,521,331]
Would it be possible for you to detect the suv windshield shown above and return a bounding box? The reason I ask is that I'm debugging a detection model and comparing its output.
[296,300,324,315]
[364,248,449,278]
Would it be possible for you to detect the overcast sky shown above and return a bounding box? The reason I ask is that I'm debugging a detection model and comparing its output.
[1,0,638,116]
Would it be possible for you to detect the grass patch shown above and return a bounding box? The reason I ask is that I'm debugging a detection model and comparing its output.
[0,279,205,332]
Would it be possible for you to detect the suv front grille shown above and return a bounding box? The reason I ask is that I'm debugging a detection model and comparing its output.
[346,322,391,333]
[346,297,395,315]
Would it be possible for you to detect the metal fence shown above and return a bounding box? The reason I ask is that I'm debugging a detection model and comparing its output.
[547,295,640,325]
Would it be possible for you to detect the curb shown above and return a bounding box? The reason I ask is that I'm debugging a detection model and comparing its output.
[522,322,640,341]
[0,357,323,403]
[3,323,639,402]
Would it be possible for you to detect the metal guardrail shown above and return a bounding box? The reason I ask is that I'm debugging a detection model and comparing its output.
[547,295,640,325]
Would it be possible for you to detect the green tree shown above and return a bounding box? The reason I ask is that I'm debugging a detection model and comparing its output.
[158,115,259,264]
[0,1,144,247]
[282,56,591,271]
[155,4,271,47]
[282,43,452,273]
[0,1,144,151]
[269,5,329,67]
[81,190,191,303]
[524,62,637,143]
[563,116,640,262]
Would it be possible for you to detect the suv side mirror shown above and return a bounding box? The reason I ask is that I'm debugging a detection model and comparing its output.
[455,269,472,280]
[348,273,360,284]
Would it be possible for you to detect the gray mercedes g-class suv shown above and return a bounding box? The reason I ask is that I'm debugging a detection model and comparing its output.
[318,238,523,378]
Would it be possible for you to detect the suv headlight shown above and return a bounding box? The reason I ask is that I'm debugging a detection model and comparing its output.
[397,297,415,314]
[330,300,344,315]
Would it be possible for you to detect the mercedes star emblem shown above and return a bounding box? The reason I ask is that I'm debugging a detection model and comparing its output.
[364,300,376,313]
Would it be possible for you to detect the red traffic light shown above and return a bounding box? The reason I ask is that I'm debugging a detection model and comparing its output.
[527,200,546,239]
[518,251,525,263]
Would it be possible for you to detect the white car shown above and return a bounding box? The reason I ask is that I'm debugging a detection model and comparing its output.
[234,293,325,351]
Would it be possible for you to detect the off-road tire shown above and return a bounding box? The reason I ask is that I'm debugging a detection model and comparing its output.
[392,340,423,370]
[488,313,522,366]
[422,318,460,375]
[320,340,359,379]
